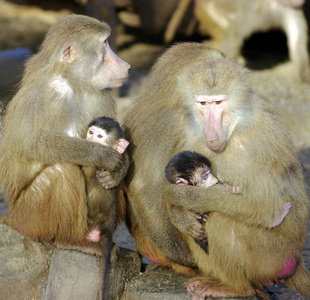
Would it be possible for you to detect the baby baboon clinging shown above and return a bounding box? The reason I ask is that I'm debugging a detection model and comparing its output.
[83,116,129,300]
[123,43,310,298]
[84,116,129,243]
[165,150,291,236]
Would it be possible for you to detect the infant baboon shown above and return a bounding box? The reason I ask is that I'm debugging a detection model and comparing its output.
[83,116,129,300]
[166,150,291,243]
[83,116,129,242]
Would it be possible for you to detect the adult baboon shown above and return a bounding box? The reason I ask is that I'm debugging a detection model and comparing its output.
[124,43,310,298]
[0,15,130,252]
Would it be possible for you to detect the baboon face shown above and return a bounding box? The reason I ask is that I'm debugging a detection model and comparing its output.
[178,57,248,153]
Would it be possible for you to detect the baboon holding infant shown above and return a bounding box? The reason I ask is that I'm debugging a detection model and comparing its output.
[0,15,130,251]
[124,43,310,298]
[0,14,131,300]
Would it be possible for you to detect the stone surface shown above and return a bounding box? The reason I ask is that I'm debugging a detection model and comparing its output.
[0,224,51,300]
[122,264,192,300]
[110,247,142,299]
[0,224,142,300]
[43,249,100,300]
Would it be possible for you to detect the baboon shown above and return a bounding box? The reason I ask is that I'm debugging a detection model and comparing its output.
[83,116,129,299]
[194,0,310,81]
[84,116,129,243]
[165,151,218,187]
[0,15,130,254]
[165,150,291,240]
[124,43,310,298]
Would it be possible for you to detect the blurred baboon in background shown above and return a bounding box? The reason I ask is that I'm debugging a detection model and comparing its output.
[123,43,310,298]
[194,0,310,81]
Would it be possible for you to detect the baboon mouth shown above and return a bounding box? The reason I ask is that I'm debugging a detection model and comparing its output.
[207,140,225,152]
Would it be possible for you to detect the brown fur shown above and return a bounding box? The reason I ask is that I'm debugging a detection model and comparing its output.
[83,117,129,238]
[0,15,131,300]
[0,14,130,248]
[82,118,129,300]
[195,0,310,81]
[124,43,310,297]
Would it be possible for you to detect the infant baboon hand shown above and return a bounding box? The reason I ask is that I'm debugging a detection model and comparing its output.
[223,183,241,194]
[197,213,208,225]
[188,211,208,240]
[96,169,120,189]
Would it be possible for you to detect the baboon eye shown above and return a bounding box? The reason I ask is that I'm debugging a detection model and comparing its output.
[98,134,103,138]
[203,170,210,180]
[89,130,93,134]
[215,100,222,105]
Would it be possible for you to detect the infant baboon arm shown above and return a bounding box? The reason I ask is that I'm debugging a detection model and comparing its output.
[169,205,207,240]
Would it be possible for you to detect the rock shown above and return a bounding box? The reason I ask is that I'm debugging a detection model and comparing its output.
[110,247,142,299]
[0,224,51,300]
[122,264,192,299]
[43,249,100,300]
[0,223,142,300]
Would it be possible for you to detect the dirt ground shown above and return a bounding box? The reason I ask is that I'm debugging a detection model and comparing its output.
[0,0,309,270]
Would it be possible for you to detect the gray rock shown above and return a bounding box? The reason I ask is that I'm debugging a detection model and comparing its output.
[0,224,142,300]
[0,224,51,300]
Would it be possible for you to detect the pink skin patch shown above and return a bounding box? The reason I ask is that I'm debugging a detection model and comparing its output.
[86,228,101,242]
[276,257,298,279]
[187,280,201,294]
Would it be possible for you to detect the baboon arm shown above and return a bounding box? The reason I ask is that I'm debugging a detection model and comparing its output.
[137,203,197,267]
[165,183,284,228]
[27,134,122,171]
[169,205,207,240]
[96,153,130,188]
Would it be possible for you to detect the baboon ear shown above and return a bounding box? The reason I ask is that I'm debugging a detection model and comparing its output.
[62,45,76,63]
[116,139,129,154]
[175,177,188,185]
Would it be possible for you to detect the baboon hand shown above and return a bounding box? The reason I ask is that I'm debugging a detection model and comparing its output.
[96,169,120,189]
[223,183,242,194]
[96,154,129,189]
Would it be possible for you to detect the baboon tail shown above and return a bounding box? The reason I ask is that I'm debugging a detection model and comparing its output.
[285,261,310,297]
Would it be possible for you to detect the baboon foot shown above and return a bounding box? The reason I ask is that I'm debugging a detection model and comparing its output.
[187,279,254,299]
